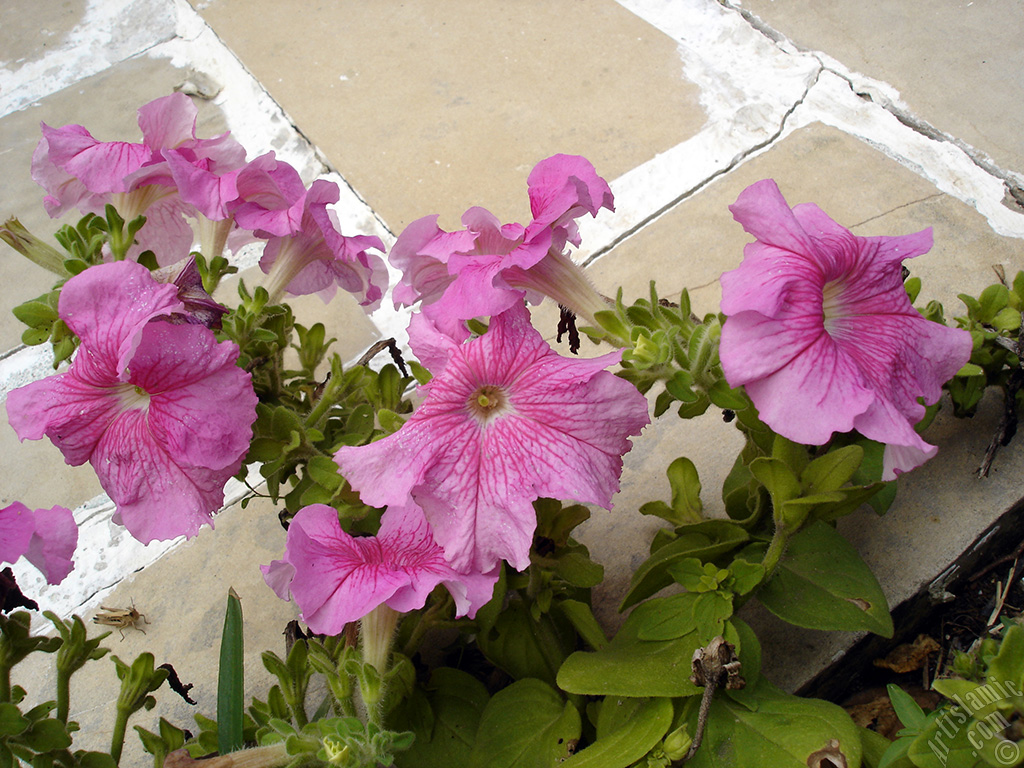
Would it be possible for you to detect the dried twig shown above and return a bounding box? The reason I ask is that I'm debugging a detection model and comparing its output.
[679,636,745,763]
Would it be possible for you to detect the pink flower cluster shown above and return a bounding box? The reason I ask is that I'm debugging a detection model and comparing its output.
[34,93,386,306]
[719,180,973,478]
[266,156,651,633]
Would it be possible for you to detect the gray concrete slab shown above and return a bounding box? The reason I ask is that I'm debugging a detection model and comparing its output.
[732,0,1024,176]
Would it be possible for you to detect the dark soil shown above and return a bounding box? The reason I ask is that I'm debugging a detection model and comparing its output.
[800,498,1024,738]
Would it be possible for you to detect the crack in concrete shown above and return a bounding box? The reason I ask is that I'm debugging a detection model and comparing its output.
[718,0,1024,214]
[850,193,945,229]
[582,65,823,269]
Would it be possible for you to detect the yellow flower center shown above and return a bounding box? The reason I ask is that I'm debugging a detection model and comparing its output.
[468,384,507,423]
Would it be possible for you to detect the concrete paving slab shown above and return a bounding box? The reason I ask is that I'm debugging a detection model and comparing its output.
[731,0,1024,176]
[588,122,1023,318]
[185,0,706,234]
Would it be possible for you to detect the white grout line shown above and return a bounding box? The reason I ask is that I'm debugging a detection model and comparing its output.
[0,0,178,117]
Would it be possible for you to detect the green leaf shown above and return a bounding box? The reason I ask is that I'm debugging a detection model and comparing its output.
[749,457,801,507]
[21,717,72,751]
[887,684,928,731]
[686,677,861,768]
[906,710,987,768]
[802,445,864,494]
[555,600,608,651]
[634,593,698,642]
[394,668,489,768]
[469,679,580,768]
[0,703,29,737]
[306,456,344,491]
[557,599,702,698]
[757,521,893,637]
[12,300,58,329]
[217,588,245,755]
[992,306,1022,332]
[979,624,1024,712]
[554,552,604,589]
[476,601,571,688]
[707,378,749,410]
[559,697,673,768]
[663,457,703,524]
[621,520,748,609]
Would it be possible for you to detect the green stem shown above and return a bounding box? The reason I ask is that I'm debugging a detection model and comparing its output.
[0,666,10,702]
[303,373,343,430]
[761,524,791,581]
[110,706,130,764]
[55,668,71,723]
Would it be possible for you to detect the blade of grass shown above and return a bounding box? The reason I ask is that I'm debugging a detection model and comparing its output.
[218,587,244,755]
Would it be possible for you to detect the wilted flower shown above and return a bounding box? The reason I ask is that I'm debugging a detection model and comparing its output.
[390,154,614,337]
[0,503,77,585]
[7,261,257,543]
[262,503,498,633]
[719,179,973,478]
[335,301,649,572]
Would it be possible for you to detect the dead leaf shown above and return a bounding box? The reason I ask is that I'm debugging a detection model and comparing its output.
[874,634,941,674]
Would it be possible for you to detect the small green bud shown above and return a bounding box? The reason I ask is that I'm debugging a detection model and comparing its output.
[662,725,693,760]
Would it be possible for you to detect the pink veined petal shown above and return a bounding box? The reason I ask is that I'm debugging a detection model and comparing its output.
[137,92,199,150]
[96,407,229,543]
[527,153,615,233]
[6,373,130,465]
[131,322,256,472]
[720,179,973,473]
[58,261,184,381]
[32,125,106,217]
[389,215,475,308]
[0,503,77,585]
[23,506,77,585]
[165,149,241,220]
[719,242,824,320]
[41,123,152,196]
[406,310,466,374]
[127,195,197,266]
[231,153,311,236]
[260,559,296,601]
[740,329,876,445]
[337,302,649,572]
[0,503,36,566]
[277,503,497,633]
[728,179,825,265]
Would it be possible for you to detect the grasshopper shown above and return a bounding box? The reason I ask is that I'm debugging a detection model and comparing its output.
[92,601,150,640]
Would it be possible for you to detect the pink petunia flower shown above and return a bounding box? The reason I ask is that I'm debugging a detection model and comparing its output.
[390,154,614,337]
[261,503,498,634]
[719,179,973,479]
[0,503,77,585]
[255,177,387,308]
[335,301,649,572]
[6,261,257,543]
[32,93,248,264]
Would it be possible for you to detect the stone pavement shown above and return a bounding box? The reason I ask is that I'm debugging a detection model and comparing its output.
[1,0,1022,758]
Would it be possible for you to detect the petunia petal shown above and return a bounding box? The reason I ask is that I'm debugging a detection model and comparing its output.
[58,261,184,381]
[337,302,649,572]
[23,506,77,585]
